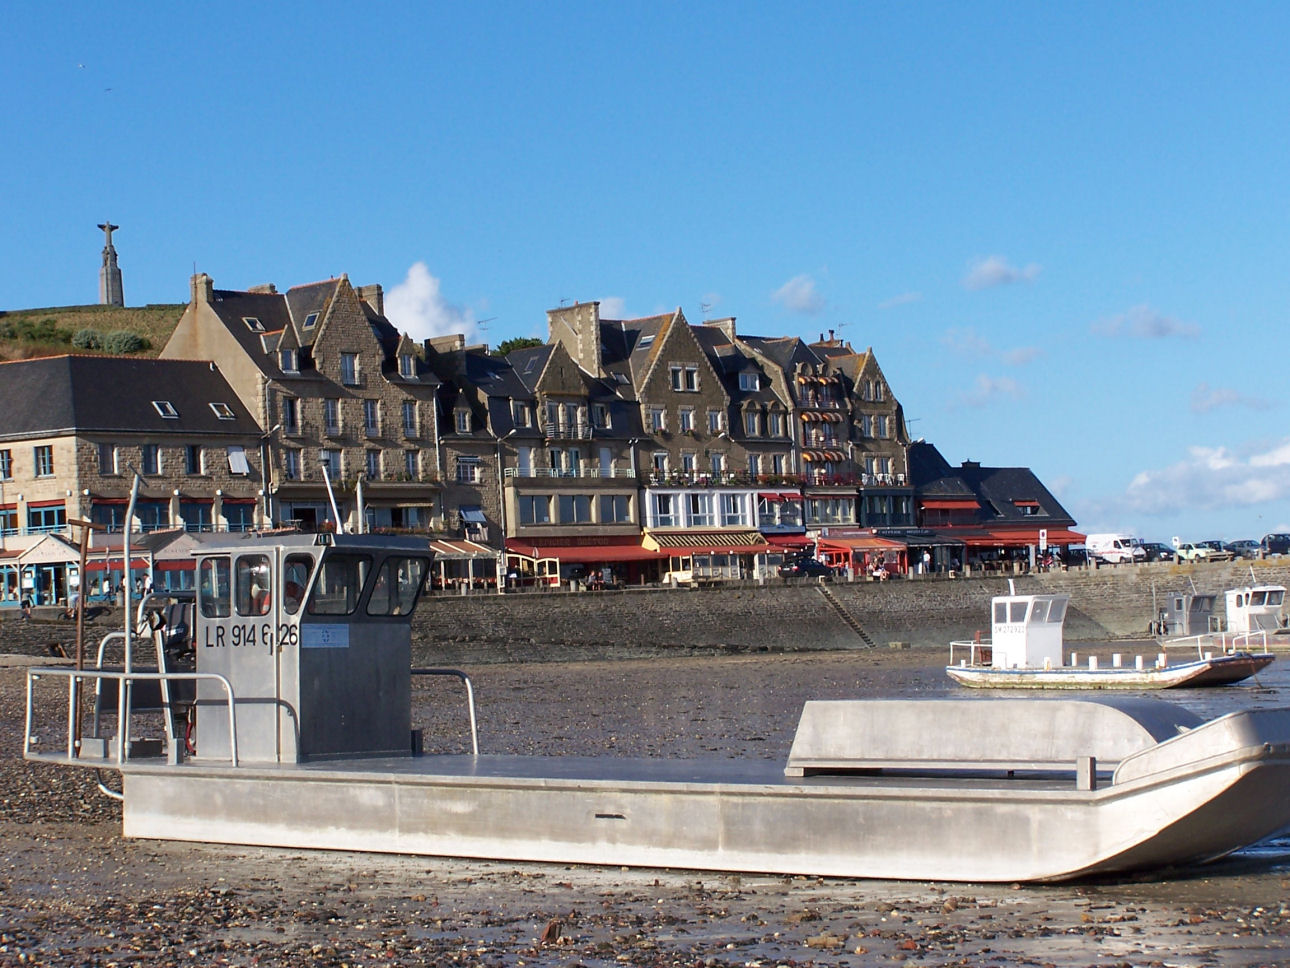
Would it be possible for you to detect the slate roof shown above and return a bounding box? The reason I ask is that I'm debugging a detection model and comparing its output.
[0,356,263,440]
[907,441,1074,525]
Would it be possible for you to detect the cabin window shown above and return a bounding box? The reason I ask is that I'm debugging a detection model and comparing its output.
[1270,590,1285,607]
[1048,599,1067,624]
[282,554,314,615]
[366,556,429,616]
[236,555,273,617]
[1029,600,1049,623]
[993,601,1007,624]
[307,553,372,615]
[199,557,232,619]
[1009,601,1027,623]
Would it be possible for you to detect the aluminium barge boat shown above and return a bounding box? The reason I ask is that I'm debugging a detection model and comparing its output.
[23,534,1290,883]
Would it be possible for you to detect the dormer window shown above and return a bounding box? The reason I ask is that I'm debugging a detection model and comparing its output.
[637,334,655,349]
[243,316,264,332]
[152,400,179,419]
[739,372,760,392]
[209,402,235,420]
[340,353,358,386]
[455,409,472,433]
[303,312,319,329]
[399,353,416,379]
[280,349,298,373]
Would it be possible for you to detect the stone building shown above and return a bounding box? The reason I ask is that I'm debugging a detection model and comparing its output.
[0,355,263,607]
[162,274,444,534]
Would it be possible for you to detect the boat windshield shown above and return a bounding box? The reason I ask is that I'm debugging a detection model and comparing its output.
[1269,589,1285,607]
[366,556,429,616]
[307,554,372,616]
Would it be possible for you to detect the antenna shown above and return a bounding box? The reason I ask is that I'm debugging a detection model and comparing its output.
[475,316,497,334]
[700,302,712,318]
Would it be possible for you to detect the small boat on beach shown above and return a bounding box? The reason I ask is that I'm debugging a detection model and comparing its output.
[948,585,1275,690]
[21,533,1290,883]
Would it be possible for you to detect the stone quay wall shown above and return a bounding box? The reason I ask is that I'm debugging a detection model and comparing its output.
[3,560,1287,666]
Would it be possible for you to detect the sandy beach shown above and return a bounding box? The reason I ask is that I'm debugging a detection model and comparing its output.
[2,648,1289,967]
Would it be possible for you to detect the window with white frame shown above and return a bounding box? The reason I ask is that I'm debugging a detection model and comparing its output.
[284,449,301,480]
[860,414,873,438]
[876,414,889,438]
[319,449,342,479]
[364,399,380,436]
[681,450,696,473]
[678,408,694,433]
[340,353,359,386]
[747,454,760,477]
[399,353,417,379]
[324,398,340,435]
[772,453,786,475]
[403,400,418,436]
[227,445,250,475]
[512,401,529,427]
[210,402,235,420]
[652,492,677,527]
[739,372,760,392]
[566,448,581,476]
[152,400,179,419]
[456,456,481,483]
[647,406,666,433]
[140,444,159,476]
[744,410,759,436]
[688,492,714,527]
[707,409,723,434]
[365,449,380,479]
[709,453,723,477]
[302,312,319,329]
[721,493,745,526]
[404,449,419,479]
[670,365,698,391]
[280,348,298,373]
[455,409,471,433]
[547,448,564,474]
[185,444,203,475]
[651,451,668,475]
[0,449,10,480]
[33,444,55,476]
[768,411,784,436]
[592,403,610,429]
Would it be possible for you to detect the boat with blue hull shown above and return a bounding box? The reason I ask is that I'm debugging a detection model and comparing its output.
[22,534,1290,883]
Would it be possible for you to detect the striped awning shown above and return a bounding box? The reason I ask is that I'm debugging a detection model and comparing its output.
[644,529,769,552]
[429,539,497,560]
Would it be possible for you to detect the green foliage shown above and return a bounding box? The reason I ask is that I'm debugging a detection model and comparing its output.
[72,329,103,350]
[0,316,71,345]
[101,330,150,354]
[497,336,543,356]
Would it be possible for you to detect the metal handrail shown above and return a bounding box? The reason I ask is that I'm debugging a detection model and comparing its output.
[949,639,992,666]
[1163,630,1271,658]
[411,667,478,754]
[25,668,240,767]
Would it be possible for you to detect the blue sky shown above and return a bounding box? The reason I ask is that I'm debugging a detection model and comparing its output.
[4,2,1288,544]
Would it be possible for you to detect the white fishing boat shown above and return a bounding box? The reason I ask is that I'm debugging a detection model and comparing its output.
[948,585,1275,690]
[22,534,1290,883]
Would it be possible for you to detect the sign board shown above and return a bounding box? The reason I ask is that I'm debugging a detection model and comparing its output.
[1038,529,1048,551]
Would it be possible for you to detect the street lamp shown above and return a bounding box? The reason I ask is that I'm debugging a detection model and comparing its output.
[259,424,282,528]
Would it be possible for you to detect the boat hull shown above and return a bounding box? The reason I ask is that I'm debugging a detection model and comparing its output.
[947,653,1275,690]
[117,708,1290,883]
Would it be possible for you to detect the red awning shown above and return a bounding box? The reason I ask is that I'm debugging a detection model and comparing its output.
[764,534,814,550]
[26,499,66,509]
[961,528,1087,548]
[919,499,980,510]
[86,558,149,572]
[758,492,783,501]
[221,497,259,505]
[819,536,907,553]
[780,492,803,502]
[155,560,196,572]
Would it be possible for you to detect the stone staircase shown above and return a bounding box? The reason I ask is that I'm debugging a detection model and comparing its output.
[816,583,875,647]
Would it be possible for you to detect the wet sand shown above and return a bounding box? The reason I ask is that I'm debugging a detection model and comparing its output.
[3,648,1289,966]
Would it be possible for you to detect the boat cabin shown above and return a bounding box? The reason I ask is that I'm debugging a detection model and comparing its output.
[988,591,1069,669]
[1158,592,1216,637]
[1225,584,1286,634]
[192,533,431,764]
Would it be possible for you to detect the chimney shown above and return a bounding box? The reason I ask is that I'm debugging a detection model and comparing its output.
[248,283,278,294]
[191,272,214,305]
[358,283,384,315]
[703,316,737,341]
[547,301,603,376]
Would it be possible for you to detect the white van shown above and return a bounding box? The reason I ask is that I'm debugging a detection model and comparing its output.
[1086,533,1145,564]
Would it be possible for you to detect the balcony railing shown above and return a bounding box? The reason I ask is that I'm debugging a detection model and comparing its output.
[542,423,592,439]
[505,467,636,479]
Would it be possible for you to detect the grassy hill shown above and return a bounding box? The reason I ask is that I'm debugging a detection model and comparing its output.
[0,304,185,362]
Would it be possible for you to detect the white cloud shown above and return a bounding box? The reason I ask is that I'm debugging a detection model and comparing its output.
[771,274,825,315]
[385,262,475,342]
[1117,439,1290,515]
[955,373,1025,408]
[962,255,1041,291]
[941,327,993,357]
[878,291,922,310]
[1189,381,1272,413]
[598,297,627,319]
[1092,304,1199,339]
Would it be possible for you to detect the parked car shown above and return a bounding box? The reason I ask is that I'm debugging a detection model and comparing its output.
[779,556,835,579]
[1139,542,1175,563]
[1226,539,1261,559]
[1262,533,1290,557]
[1086,533,1146,564]
[1175,542,1233,563]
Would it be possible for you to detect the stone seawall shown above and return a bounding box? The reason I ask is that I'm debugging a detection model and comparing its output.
[3,560,1287,665]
